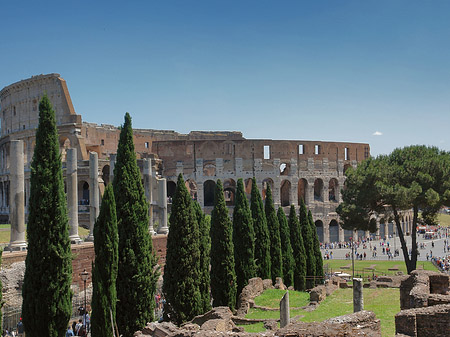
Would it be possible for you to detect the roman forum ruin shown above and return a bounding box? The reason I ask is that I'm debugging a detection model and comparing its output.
[0,73,414,250]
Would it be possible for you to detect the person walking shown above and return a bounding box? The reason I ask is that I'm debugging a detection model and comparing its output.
[16,318,24,337]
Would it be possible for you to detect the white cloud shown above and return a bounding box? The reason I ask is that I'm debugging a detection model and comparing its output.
[373,131,383,136]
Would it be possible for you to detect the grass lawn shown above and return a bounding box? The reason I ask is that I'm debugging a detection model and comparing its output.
[436,213,450,227]
[323,259,438,277]
[242,288,400,336]
[0,226,90,243]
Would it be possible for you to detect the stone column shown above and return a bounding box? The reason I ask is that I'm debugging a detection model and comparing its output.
[338,225,344,242]
[376,220,380,239]
[280,291,290,328]
[109,154,116,183]
[323,221,330,244]
[307,181,314,206]
[143,159,155,235]
[86,152,99,241]
[353,278,364,312]
[157,178,169,234]
[8,140,27,251]
[67,148,81,243]
[364,230,370,241]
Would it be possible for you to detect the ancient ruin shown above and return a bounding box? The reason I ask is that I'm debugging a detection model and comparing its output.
[0,73,416,246]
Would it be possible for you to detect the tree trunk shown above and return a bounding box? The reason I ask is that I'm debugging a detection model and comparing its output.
[393,208,412,273]
[409,206,419,273]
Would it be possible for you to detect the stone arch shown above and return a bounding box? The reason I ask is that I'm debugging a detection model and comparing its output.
[262,178,274,200]
[102,165,110,186]
[329,219,339,243]
[379,218,386,239]
[357,229,365,241]
[203,162,216,177]
[314,178,324,201]
[280,180,291,206]
[185,179,198,201]
[344,228,352,241]
[343,164,352,174]
[167,180,176,199]
[328,178,339,202]
[204,180,216,207]
[388,222,394,237]
[223,178,236,206]
[298,178,308,205]
[279,162,290,176]
[78,180,90,205]
[315,220,324,242]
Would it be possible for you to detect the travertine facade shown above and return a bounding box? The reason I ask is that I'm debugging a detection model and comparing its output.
[0,73,392,244]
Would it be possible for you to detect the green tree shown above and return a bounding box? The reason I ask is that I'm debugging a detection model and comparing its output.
[210,180,237,310]
[193,200,211,313]
[114,113,159,336]
[308,210,324,285]
[163,174,202,324]
[288,205,306,290]
[299,200,316,289]
[264,185,283,283]
[91,184,119,337]
[337,146,450,274]
[22,94,73,337]
[250,177,271,279]
[277,207,294,287]
[233,178,256,297]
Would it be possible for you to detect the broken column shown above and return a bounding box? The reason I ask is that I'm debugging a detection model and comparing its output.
[280,291,290,328]
[353,278,364,312]
[86,151,99,241]
[143,158,155,235]
[8,140,27,251]
[67,148,81,243]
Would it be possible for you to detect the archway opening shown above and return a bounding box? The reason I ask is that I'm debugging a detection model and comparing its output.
[314,178,323,201]
[315,220,324,242]
[329,219,339,243]
[280,180,291,206]
[102,165,110,186]
[328,178,338,202]
[223,179,236,206]
[262,178,274,201]
[298,178,307,205]
[167,181,177,202]
[204,180,216,206]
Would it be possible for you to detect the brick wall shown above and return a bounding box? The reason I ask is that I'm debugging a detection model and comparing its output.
[1,235,168,288]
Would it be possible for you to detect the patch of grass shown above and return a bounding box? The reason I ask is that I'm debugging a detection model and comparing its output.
[253,289,310,309]
[245,288,400,336]
[0,226,90,243]
[0,224,10,229]
[238,322,265,333]
[323,259,438,277]
[436,213,450,227]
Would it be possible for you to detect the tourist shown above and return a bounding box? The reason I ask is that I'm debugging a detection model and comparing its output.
[66,326,74,337]
[75,319,83,336]
[16,318,24,337]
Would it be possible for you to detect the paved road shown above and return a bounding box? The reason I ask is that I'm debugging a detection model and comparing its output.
[321,230,449,262]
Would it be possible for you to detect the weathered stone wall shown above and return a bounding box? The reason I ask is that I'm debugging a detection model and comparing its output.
[396,270,450,336]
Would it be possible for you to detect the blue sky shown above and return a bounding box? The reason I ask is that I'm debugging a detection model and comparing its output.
[1,0,450,156]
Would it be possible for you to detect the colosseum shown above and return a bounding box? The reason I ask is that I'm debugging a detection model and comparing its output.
[0,73,411,249]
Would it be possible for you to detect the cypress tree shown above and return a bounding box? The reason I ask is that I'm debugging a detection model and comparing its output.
[193,200,211,313]
[264,185,283,283]
[308,210,324,284]
[163,174,202,324]
[91,184,119,337]
[277,207,294,287]
[288,205,306,291]
[22,94,72,337]
[210,180,237,310]
[114,113,159,336]
[299,200,316,289]
[250,177,271,280]
[233,178,256,297]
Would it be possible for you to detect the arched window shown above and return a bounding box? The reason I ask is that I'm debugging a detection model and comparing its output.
[280,180,291,206]
[204,180,216,206]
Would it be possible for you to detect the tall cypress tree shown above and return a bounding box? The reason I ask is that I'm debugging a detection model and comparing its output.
[91,184,119,337]
[264,185,283,283]
[163,174,202,324]
[277,207,294,287]
[22,94,73,337]
[250,177,271,280]
[193,200,211,313]
[210,180,237,310]
[233,178,256,297]
[308,210,324,285]
[114,113,159,336]
[299,200,316,289]
[288,205,306,291]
